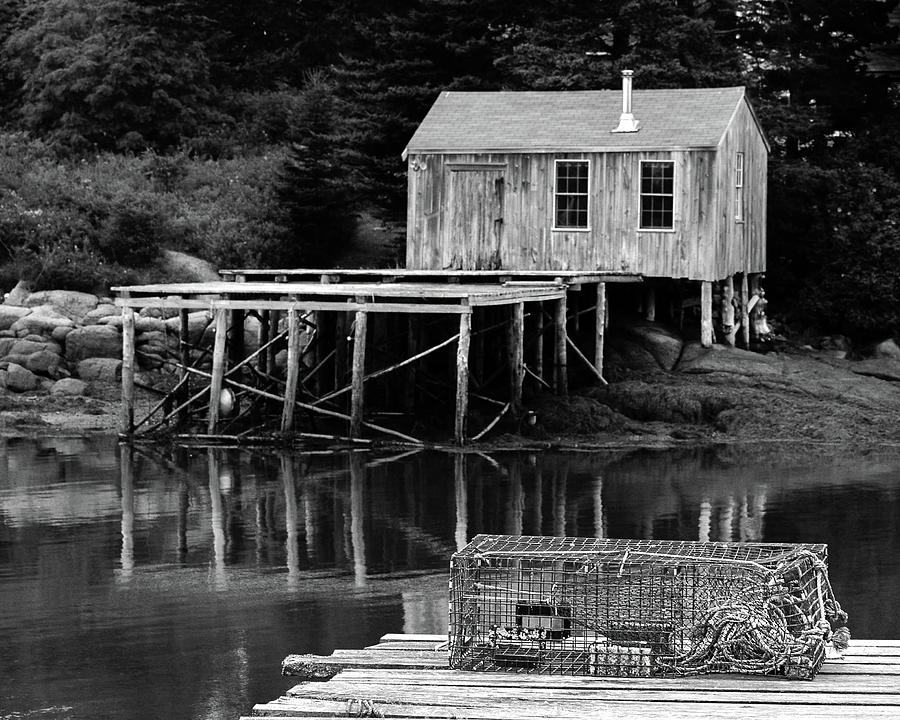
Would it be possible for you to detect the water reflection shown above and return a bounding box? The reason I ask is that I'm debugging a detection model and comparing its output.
[0,439,898,720]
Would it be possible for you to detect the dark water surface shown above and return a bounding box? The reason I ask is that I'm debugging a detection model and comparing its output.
[1,438,898,719]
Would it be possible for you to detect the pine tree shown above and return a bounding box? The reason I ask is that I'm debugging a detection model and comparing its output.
[276,71,358,267]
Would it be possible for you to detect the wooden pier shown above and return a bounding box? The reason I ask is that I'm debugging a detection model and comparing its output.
[113,270,637,444]
[245,633,899,719]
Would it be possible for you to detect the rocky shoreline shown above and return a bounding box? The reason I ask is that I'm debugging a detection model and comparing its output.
[4,283,900,446]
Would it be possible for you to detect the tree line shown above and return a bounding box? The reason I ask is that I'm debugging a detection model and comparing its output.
[0,0,898,340]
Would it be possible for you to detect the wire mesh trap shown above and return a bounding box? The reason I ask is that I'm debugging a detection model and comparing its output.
[449,535,848,679]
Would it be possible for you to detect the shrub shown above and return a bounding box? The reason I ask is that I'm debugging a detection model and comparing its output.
[96,203,166,267]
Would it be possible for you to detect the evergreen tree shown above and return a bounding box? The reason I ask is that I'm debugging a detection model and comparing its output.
[276,71,358,267]
[2,0,214,153]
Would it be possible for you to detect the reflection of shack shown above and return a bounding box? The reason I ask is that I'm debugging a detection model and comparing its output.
[450,534,833,679]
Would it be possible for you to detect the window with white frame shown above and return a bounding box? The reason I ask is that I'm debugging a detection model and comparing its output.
[735,152,745,222]
[554,159,589,230]
[639,160,674,230]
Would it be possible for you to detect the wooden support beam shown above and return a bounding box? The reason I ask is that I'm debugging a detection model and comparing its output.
[700,281,713,348]
[508,302,524,419]
[554,295,568,395]
[567,333,608,385]
[207,308,228,434]
[258,310,270,375]
[120,308,136,434]
[455,308,472,445]
[335,310,349,405]
[740,273,751,348]
[178,309,190,423]
[595,282,606,379]
[267,309,281,375]
[350,304,368,438]
[281,309,301,432]
[722,275,736,347]
[533,302,544,382]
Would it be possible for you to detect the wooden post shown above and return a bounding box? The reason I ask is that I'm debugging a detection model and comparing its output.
[534,302,544,382]
[349,301,368,438]
[508,302,524,419]
[595,282,607,379]
[281,309,301,432]
[722,275,736,347]
[553,294,568,395]
[740,273,751,348]
[267,309,281,376]
[454,454,468,551]
[178,308,190,423]
[455,308,472,444]
[644,285,656,322]
[207,308,228,434]
[120,307,135,434]
[259,310,270,375]
[404,316,419,417]
[700,281,713,348]
[335,310,349,407]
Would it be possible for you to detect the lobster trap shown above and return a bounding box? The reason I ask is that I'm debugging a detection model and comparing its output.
[449,535,846,680]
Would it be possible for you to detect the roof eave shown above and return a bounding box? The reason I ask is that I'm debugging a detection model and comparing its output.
[404,145,720,155]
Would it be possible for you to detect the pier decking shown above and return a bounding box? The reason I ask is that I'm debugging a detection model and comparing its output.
[112,270,638,444]
[244,633,900,719]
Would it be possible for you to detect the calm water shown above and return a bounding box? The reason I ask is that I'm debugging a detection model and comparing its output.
[1,438,898,720]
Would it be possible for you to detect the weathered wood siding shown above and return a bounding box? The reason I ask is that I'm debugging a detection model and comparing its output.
[712,98,768,277]
[406,111,767,280]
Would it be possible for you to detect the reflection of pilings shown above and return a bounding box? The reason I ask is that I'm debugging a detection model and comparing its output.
[532,457,543,535]
[454,455,468,551]
[349,452,367,587]
[506,462,523,536]
[302,478,319,562]
[698,498,712,542]
[282,455,300,588]
[739,488,768,542]
[177,481,189,560]
[120,444,134,578]
[207,449,226,587]
[719,495,736,542]
[593,474,605,539]
[553,464,567,536]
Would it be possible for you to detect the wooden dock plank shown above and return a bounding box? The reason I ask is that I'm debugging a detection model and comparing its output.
[262,633,900,720]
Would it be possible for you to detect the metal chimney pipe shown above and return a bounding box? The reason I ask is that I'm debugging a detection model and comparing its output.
[612,69,640,133]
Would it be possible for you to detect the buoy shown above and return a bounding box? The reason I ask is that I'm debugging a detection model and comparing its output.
[218,388,236,417]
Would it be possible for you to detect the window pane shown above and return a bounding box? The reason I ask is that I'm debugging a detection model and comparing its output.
[639,161,674,229]
[555,160,589,228]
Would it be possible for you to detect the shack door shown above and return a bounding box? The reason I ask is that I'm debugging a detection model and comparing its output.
[442,165,505,270]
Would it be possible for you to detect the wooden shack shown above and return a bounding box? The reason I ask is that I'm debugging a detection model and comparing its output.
[403,71,770,346]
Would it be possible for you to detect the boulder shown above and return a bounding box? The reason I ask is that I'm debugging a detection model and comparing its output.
[50,378,88,396]
[10,306,75,336]
[24,289,99,321]
[65,325,122,362]
[83,303,119,323]
[619,321,684,371]
[5,362,38,392]
[135,316,167,333]
[676,342,782,376]
[0,305,31,331]
[872,339,900,361]
[850,358,900,382]
[8,338,61,357]
[51,326,74,344]
[160,249,219,281]
[26,350,66,378]
[76,357,122,382]
[164,310,212,345]
[98,315,124,328]
[0,337,16,357]
[4,280,33,306]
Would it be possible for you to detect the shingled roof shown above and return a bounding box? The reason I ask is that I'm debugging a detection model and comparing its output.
[403,87,759,156]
